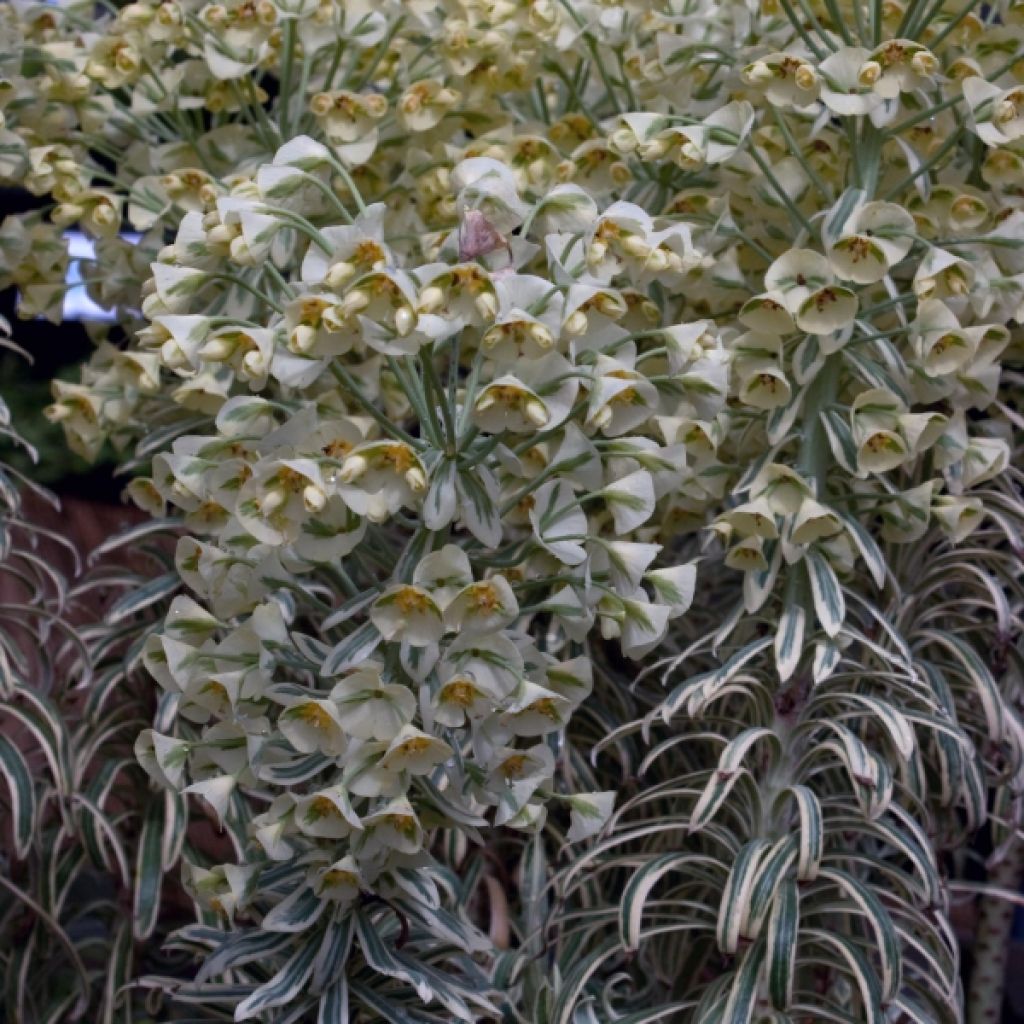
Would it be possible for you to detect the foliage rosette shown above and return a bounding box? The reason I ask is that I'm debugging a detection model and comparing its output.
[0,0,1022,1020]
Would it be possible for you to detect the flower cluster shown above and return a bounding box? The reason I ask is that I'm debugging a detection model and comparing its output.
[1,0,1022,1018]
[130,146,711,898]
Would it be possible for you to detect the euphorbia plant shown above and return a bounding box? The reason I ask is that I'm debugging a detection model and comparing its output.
[0,0,1022,1019]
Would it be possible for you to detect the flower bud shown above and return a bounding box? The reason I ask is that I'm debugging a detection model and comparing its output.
[910,50,937,76]
[405,466,427,492]
[858,60,882,86]
[646,248,669,272]
[242,350,266,376]
[321,306,347,332]
[262,486,288,515]
[525,398,549,427]
[563,310,588,335]
[229,235,257,266]
[794,64,818,90]
[474,292,498,319]
[207,224,234,246]
[340,289,370,317]
[743,60,774,85]
[418,285,444,312]
[996,99,1017,127]
[609,128,637,153]
[394,305,415,336]
[91,203,118,228]
[52,203,83,225]
[44,402,72,422]
[621,234,651,260]
[639,137,671,160]
[310,92,334,116]
[325,260,355,288]
[530,323,554,349]
[678,140,704,167]
[199,336,236,361]
[303,485,327,512]
[289,325,316,353]
[339,454,367,483]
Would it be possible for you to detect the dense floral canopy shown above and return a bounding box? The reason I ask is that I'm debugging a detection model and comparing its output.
[0,0,1022,1020]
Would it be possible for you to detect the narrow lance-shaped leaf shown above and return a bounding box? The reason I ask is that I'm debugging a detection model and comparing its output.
[133,796,165,941]
[805,547,845,637]
[0,734,35,858]
[767,880,800,1009]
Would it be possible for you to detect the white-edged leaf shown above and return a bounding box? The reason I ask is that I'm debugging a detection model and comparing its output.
[322,621,382,676]
[235,935,319,1020]
[133,797,165,940]
[263,885,327,933]
[744,834,798,937]
[105,572,179,624]
[838,511,886,589]
[817,867,902,1002]
[783,785,823,881]
[720,937,767,1024]
[0,735,35,857]
[619,853,723,951]
[717,839,771,953]
[774,603,805,682]
[318,978,350,1024]
[805,548,844,637]
[767,879,799,1009]
[803,928,884,1023]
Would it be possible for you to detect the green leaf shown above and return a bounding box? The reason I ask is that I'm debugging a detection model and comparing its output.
[105,571,179,624]
[133,796,164,941]
[720,937,766,1024]
[318,978,350,1024]
[101,920,133,1024]
[805,548,845,637]
[716,839,771,953]
[423,456,457,530]
[745,834,798,937]
[322,621,382,676]
[817,867,902,1002]
[664,636,773,720]
[767,880,799,1009]
[235,934,319,1020]
[263,885,327,933]
[0,734,35,858]
[550,937,621,1024]
[89,517,183,559]
[162,788,187,871]
[822,186,866,245]
[819,410,859,475]
[198,928,295,983]
[774,603,805,682]
[620,852,723,951]
[918,632,1005,742]
[354,911,437,1006]
[804,929,884,1023]
[1,689,71,793]
[312,912,354,991]
[837,511,886,589]
[781,785,823,881]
